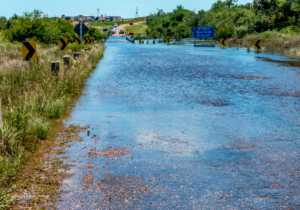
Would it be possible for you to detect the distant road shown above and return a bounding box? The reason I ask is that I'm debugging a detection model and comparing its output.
[112,22,144,37]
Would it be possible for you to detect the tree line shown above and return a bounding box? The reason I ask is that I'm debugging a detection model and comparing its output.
[144,0,300,40]
[0,10,104,44]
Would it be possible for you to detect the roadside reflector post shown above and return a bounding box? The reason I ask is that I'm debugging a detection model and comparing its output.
[74,52,80,60]
[153,40,155,44]
[51,61,59,76]
[63,55,71,68]
[142,41,144,44]
[147,40,149,44]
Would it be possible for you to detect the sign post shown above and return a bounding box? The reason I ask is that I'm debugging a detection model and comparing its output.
[80,22,82,44]
[74,22,89,44]
[193,27,215,47]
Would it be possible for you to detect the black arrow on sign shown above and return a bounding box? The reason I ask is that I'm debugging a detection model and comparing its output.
[221,39,226,46]
[23,42,36,61]
[255,40,261,49]
[59,39,67,50]
[75,38,80,43]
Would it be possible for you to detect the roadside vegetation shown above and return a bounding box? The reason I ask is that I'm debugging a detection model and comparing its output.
[125,23,148,35]
[0,10,105,208]
[90,19,141,27]
[141,0,300,48]
[0,10,106,43]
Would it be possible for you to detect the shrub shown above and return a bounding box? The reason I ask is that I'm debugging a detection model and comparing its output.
[0,124,21,154]
[262,30,271,39]
[47,99,65,119]
[216,25,234,39]
[235,25,248,38]
[279,26,300,34]
[28,118,49,140]
[69,43,85,52]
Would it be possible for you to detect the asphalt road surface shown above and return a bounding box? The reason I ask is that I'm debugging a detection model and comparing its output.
[112,22,143,37]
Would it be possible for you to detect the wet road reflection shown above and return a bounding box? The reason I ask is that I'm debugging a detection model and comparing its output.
[55,37,300,209]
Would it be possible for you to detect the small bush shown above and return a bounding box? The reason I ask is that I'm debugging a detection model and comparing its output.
[279,26,300,34]
[262,30,271,39]
[0,124,21,154]
[47,99,65,119]
[0,185,18,209]
[28,118,49,140]
[235,25,248,38]
[69,43,85,52]
[216,25,234,39]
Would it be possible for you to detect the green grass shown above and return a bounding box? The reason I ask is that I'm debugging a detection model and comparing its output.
[89,19,141,27]
[125,23,148,35]
[0,41,105,208]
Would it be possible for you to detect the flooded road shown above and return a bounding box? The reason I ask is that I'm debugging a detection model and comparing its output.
[56,37,300,209]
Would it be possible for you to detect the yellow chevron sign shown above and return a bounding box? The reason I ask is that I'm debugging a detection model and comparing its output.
[254,40,262,50]
[59,38,68,51]
[75,38,80,44]
[83,37,95,44]
[221,38,227,47]
[22,41,37,61]
[166,37,171,43]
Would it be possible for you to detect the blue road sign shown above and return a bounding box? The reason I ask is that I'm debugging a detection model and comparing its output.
[193,27,215,38]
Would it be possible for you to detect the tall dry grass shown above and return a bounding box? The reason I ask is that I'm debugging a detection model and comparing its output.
[0,42,104,189]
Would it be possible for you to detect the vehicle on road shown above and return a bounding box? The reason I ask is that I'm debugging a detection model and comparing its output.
[119,30,124,34]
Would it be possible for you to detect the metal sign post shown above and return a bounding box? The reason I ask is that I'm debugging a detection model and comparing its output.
[80,22,82,44]
[74,22,89,45]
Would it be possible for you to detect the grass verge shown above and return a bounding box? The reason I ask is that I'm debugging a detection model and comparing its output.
[125,23,148,35]
[226,31,300,57]
[0,41,105,209]
[89,19,141,27]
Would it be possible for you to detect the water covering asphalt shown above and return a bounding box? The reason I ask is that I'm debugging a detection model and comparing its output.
[55,37,300,209]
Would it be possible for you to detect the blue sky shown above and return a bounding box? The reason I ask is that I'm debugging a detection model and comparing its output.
[1,0,252,19]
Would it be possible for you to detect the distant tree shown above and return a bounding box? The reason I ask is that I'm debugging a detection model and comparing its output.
[225,0,238,8]
[10,14,19,20]
[0,16,7,30]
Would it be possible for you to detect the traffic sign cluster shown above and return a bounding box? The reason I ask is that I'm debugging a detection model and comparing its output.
[22,22,107,61]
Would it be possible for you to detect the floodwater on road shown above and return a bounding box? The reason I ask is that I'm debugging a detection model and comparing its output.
[55,37,300,209]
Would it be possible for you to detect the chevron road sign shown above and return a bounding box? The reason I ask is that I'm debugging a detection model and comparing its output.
[221,38,227,47]
[254,40,262,50]
[59,38,68,51]
[83,38,91,44]
[75,38,80,44]
[166,37,171,43]
[22,41,37,61]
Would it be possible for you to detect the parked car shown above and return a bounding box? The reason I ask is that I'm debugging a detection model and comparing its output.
[119,30,124,34]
